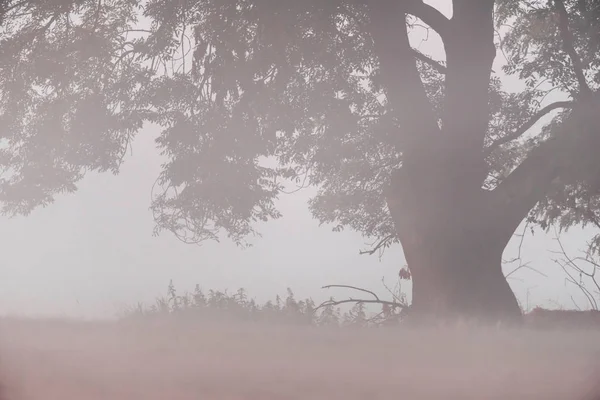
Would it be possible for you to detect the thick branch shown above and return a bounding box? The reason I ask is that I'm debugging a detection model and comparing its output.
[368,1,440,159]
[412,48,446,73]
[554,0,593,97]
[490,92,599,243]
[404,0,451,40]
[486,2,595,243]
[489,105,591,243]
[484,101,573,156]
[439,0,496,187]
[490,135,562,244]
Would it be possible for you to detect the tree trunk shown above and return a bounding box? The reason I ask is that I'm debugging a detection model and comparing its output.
[403,233,522,325]
[387,167,523,326]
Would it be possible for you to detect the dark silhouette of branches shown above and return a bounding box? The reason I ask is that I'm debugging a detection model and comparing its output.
[554,0,593,97]
[551,229,600,311]
[504,221,548,281]
[412,48,446,73]
[359,234,396,257]
[485,101,574,155]
[316,284,406,314]
[404,0,451,40]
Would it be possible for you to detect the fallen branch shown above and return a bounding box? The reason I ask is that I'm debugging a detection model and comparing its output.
[316,284,407,312]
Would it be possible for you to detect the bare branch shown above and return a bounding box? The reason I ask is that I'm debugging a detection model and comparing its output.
[554,0,593,97]
[322,285,381,301]
[316,284,407,314]
[552,229,600,310]
[359,233,396,257]
[381,277,407,305]
[504,221,549,280]
[404,0,451,40]
[315,298,403,312]
[485,101,573,156]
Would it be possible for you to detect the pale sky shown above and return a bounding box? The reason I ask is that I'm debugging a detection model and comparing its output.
[0,1,596,318]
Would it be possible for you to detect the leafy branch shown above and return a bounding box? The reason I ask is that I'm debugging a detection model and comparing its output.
[553,0,593,97]
[485,100,574,156]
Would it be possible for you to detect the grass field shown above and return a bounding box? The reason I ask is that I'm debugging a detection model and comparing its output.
[0,316,598,400]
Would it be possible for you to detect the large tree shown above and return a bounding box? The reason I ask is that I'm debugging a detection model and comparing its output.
[2,0,599,323]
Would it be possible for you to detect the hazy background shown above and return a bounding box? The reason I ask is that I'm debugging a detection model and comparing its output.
[0,0,594,319]
[0,124,593,319]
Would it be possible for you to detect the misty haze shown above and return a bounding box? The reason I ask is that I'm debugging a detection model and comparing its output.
[1,0,600,399]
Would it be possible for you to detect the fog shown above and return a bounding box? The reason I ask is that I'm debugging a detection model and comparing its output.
[1,0,600,398]
[0,0,594,319]
[0,125,594,319]
[1,317,599,400]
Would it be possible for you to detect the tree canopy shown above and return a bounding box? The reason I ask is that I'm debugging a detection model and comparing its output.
[1,0,599,255]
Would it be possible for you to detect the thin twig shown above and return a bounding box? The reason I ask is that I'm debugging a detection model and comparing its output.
[315,298,403,312]
[321,285,381,301]
[359,234,396,257]
[552,228,599,310]
[504,222,548,279]
[381,277,405,304]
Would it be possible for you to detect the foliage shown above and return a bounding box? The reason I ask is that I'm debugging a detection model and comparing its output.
[0,0,148,214]
[2,0,600,257]
[496,0,600,250]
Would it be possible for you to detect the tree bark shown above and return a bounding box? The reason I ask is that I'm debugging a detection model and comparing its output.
[369,1,523,325]
[386,166,523,325]
[403,236,521,325]
[367,0,598,326]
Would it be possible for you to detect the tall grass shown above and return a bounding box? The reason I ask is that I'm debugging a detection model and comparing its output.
[120,280,600,330]
[119,280,399,328]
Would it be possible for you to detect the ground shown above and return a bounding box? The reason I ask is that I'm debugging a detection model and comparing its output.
[0,316,599,399]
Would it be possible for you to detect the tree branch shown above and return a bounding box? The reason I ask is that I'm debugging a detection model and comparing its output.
[0,0,29,19]
[554,0,593,97]
[316,284,407,312]
[404,0,451,40]
[487,1,597,243]
[437,0,496,187]
[314,285,408,311]
[551,230,599,310]
[503,221,548,280]
[489,135,563,245]
[322,285,383,301]
[368,1,441,158]
[359,233,396,257]
[484,100,573,156]
[315,298,403,311]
